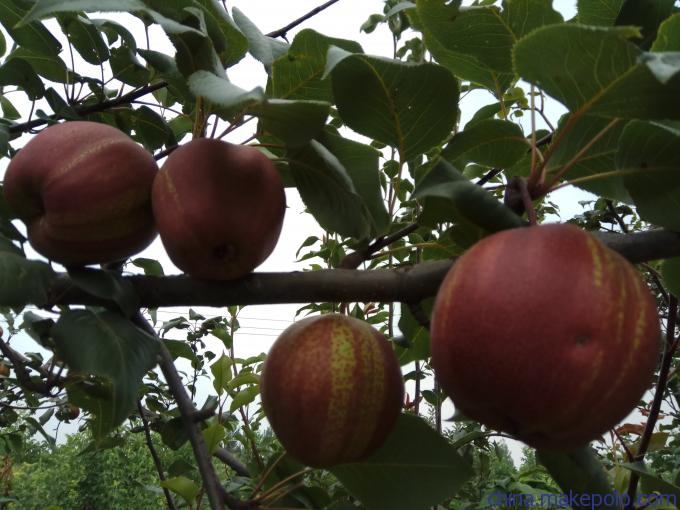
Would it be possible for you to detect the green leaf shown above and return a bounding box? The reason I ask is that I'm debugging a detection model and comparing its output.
[443,119,528,168]
[138,49,194,107]
[395,301,431,365]
[287,141,372,239]
[227,372,259,390]
[160,417,189,450]
[203,422,226,454]
[0,125,8,158]
[90,18,137,49]
[615,0,675,50]
[413,159,523,232]
[192,0,248,67]
[0,96,21,120]
[109,45,151,87]
[0,253,55,307]
[52,310,159,438]
[0,0,62,56]
[19,0,147,25]
[537,448,617,510]
[618,121,680,230]
[622,462,680,504]
[0,30,5,58]
[160,476,200,505]
[44,88,78,119]
[417,1,513,72]
[0,58,45,99]
[211,354,232,395]
[164,14,225,78]
[8,47,75,83]
[24,416,56,450]
[0,235,22,256]
[251,99,330,148]
[164,339,197,362]
[229,385,259,412]
[318,128,390,236]
[67,267,139,318]
[661,257,680,297]
[326,49,459,160]
[57,13,110,65]
[652,13,680,51]
[514,24,680,119]
[131,106,171,151]
[232,7,288,70]
[188,70,264,116]
[271,29,363,102]
[131,257,164,276]
[331,414,473,510]
[210,327,232,349]
[545,116,632,203]
[501,0,563,39]
[412,0,514,95]
[577,0,624,25]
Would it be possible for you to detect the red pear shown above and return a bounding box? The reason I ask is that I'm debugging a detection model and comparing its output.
[151,139,285,280]
[431,223,660,450]
[4,121,158,266]
[261,314,404,468]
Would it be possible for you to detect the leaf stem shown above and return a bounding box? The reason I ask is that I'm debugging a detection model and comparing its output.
[541,118,622,194]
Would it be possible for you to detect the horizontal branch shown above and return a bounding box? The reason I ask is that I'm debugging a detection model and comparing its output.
[36,229,680,309]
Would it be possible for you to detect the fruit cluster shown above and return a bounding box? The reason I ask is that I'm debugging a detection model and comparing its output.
[4,121,285,280]
[4,122,662,468]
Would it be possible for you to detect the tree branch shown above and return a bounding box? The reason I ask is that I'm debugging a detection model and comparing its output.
[625,294,678,508]
[136,399,178,510]
[339,223,419,269]
[0,334,51,394]
[214,447,251,478]
[32,230,680,309]
[265,0,343,39]
[132,313,244,510]
[8,82,168,135]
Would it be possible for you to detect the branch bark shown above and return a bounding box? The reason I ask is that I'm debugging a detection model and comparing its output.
[265,0,343,39]
[625,295,678,508]
[132,313,246,510]
[33,229,680,309]
[8,82,168,135]
[136,399,178,510]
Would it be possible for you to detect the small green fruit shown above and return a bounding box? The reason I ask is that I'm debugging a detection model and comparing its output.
[261,314,404,468]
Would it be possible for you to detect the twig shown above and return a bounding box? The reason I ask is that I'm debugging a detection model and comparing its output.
[193,407,216,422]
[132,312,240,510]
[8,82,168,135]
[339,223,419,269]
[213,448,250,478]
[476,168,503,186]
[0,335,50,394]
[517,177,538,226]
[265,0,343,39]
[625,295,678,508]
[136,399,178,510]
[542,118,622,194]
[605,200,629,234]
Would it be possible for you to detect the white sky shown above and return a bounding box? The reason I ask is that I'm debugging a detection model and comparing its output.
[0,1,610,461]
